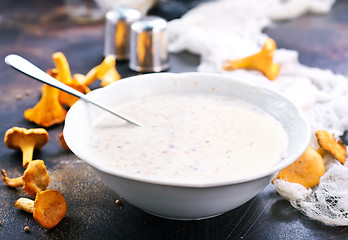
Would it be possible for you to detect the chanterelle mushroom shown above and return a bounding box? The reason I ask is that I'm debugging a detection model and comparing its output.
[14,189,67,229]
[4,127,49,168]
[24,82,67,127]
[77,55,121,87]
[52,52,90,107]
[316,129,347,165]
[58,132,70,150]
[1,160,50,196]
[223,38,280,80]
[52,52,73,84]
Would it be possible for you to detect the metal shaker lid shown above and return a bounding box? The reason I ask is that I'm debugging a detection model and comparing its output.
[129,16,169,72]
[104,6,142,60]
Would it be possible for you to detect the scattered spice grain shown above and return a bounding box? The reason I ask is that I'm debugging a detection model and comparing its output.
[25,90,32,96]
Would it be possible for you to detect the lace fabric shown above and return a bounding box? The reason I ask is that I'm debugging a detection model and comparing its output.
[275,155,348,226]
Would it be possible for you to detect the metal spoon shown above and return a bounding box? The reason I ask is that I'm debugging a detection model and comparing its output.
[5,54,141,127]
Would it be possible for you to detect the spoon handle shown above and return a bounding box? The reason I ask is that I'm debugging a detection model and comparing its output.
[4,54,141,127]
[5,54,85,98]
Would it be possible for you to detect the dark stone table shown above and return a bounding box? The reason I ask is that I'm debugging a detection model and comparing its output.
[0,0,348,239]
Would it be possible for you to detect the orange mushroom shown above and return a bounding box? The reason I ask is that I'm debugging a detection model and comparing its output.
[14,189,67,229]
[1,160,50,196]
[78,67,97,86]
[4,127,49,168]
[273,146,325,189]
[71,73,86,83]
[52,52,73,84]
[78,55,121,87]
[223,38,280,80]
[24,80,67,127]
[58,132,70,150]
[316,130,346,165]
[97,56,121,87]
[52,52,90,107]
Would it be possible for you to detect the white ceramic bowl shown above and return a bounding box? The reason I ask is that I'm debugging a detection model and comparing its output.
[63,72,310,220]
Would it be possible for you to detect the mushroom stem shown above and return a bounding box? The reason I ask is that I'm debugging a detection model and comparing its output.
[52,52,73,84]
[78,55,120,87]
[80,67,98,86]
[20,144,35,169]
[1,169,23,187]
[15,198,34,213]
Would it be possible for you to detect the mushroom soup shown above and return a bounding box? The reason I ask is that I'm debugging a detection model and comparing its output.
[87,93,288,183]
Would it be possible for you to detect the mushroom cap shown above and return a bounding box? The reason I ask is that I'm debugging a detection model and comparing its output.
[273,146,325,189]
[316,129,346,165]
[22,160,50,197]
[4,127,49,150]
[33,190,67,229]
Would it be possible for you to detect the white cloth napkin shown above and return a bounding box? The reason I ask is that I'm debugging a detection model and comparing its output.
[168,0,348,226]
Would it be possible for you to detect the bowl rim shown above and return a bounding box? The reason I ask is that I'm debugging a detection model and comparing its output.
[64,72,311,188]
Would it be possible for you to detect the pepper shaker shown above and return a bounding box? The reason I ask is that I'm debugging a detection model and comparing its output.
[104,7,142,60]
[129,16,169,72]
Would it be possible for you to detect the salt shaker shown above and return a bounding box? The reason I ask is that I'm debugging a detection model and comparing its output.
[129,16,169,72]
[104,7,142,60]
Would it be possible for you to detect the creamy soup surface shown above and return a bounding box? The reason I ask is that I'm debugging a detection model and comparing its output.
[87,93,288,183]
